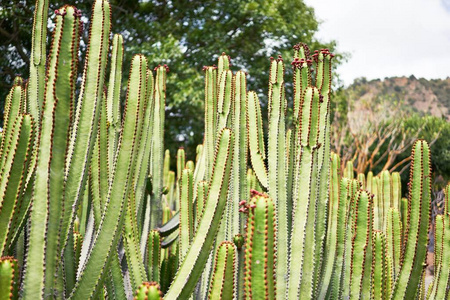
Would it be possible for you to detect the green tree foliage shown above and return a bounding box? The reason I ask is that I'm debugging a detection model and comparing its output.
[0,0,337,157]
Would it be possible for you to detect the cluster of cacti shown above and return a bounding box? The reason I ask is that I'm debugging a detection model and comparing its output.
[0,0,446,299]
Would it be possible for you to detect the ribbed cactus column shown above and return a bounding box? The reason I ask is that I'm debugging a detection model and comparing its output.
[349,191,373,300]
[0,114,33,255]
[229,70,248,239]
[312,49,333,291]
[391,140,431,299]
[165,128,233,299]
[267,56,288,296]
[70,54,147,299]
[287,86,320,299]
[59,0,111,279]
[208,241,237,299]
[27,0,49,124]
[24,5,81,298]
[243,191,276,300]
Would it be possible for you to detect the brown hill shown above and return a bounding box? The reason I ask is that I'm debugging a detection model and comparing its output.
[344,76,450,121]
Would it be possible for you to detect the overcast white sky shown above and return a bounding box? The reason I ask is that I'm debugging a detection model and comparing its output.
[304,0,450,86]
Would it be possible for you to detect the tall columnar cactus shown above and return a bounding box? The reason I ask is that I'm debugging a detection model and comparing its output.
[243,191,276,300]
[386,207,402,278]
[349,191,373,300]
[208,241,237,300]
[0,114,34,255]
[164,128,233,299]
[24,5,81,297]
[146,230,161,283]
[371,231,391,300]
[1,2,446,297]
[70,54,148,299]
[391,140,431,299]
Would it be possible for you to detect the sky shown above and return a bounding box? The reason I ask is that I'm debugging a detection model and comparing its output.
[304,0,450,86]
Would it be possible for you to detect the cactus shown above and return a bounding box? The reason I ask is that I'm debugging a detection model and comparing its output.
[164,128,234,299]
[208,241,237,300]
[243,191,276,300]
[146,230,161,283]
[391,140,431,299]
[1,2,447,298]
[133,282,163,300]
[0,257,19,300]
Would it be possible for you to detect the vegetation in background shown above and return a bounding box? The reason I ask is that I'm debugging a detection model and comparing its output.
[0,0,340,159]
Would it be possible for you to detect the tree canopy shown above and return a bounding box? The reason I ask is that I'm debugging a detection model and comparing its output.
[0,0,339,157]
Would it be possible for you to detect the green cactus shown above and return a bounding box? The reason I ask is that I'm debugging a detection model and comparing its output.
[386,207,402,278]
[208,241,237,300]
[391,140,431,299]
[243,191,276,300]
[164,128,234,299]
[146,230,161,283]
[0,257,19,300]
[133,282,163,300]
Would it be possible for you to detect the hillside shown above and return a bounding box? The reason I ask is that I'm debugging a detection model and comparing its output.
[343,76,450,121]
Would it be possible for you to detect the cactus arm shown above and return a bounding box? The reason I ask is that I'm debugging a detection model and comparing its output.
[230,71,248,237]
[0,114,33,255]
[372,177,381,230]
[341,179,360,299]
[179,168,194,261]
[313,50,333,293]
[318,152,340,299]
[381,170,391,231]
[0,85,26,168]
[176,148,185,182]
[0,257,19,299]
[164,128,233,299]
[106,34,123,175]
[386,208,402,278]
[217,52,230,75]
[203,66,218,180]
[428,213,450,300]
[217,70,233,132]
[391,172,401,211]
[133,70,153,238]
[107,252,126,300]
[208,241,237,300]
[247,91,268,188]
[287,86,320,299]
[372,231,388,300]
[328,177,349,299]
[266,57,288,297]
[138,70,155,248]
[27,0,49,124]
[124,190,147,291]
[146,230,161,282]
[391,140,431,299]
[23,5,82,297]
[434,214,444,273]
[243,193,276,300]
[134,282,163,300]
[148,65,166,231]
[91,100,108,227]
[69,54,147,299]
[60,0,111,265]
[349,191,372,300]
[163,150,170,186]
[195,181,208,229]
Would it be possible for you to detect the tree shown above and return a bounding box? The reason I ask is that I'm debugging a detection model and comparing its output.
[0,0,339,157]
